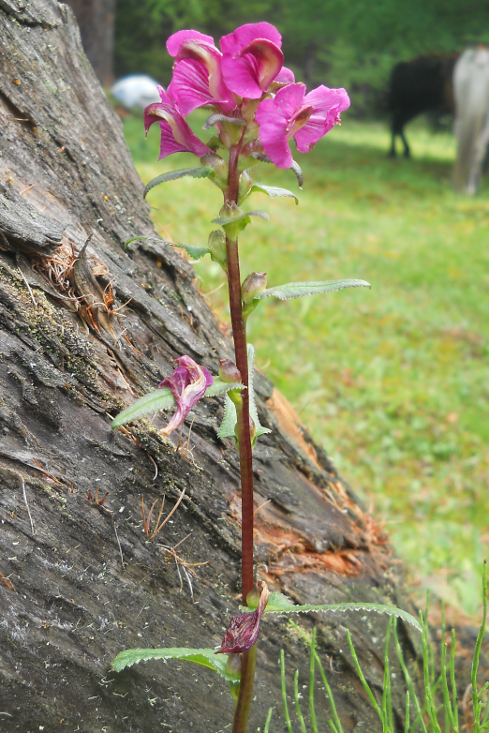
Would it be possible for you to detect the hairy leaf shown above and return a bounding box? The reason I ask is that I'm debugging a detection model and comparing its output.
[112,378,244,428]
[257,279,371,301]
[212,210,270,226]
[203,114,245,130]
[217,344,271,442]
[242,600,421,632]
[290,160,304,189]
[112,647,239,683]
[143,167,213,198]
[250,184,299,204]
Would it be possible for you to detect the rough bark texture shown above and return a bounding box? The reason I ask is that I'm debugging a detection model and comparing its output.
[0,3,421,732]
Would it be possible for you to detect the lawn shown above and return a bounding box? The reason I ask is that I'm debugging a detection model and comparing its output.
[123,112,489,617]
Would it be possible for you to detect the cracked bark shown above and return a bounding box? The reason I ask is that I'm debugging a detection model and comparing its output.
[0,2,422,731]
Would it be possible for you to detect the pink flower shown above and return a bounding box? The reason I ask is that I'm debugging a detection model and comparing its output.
[144,86,212,160]
[159,356,213,436]
[256,83,350,168]
[166,30,235,115]
[217,582,270,654]
[220,22,284,99]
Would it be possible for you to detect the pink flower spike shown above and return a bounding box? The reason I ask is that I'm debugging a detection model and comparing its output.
[166,30,235,115]
[220,23,284,99]
[217,582,270,654]
[256,83,350,168]
[144,86,212,160]
[159,356,213,436]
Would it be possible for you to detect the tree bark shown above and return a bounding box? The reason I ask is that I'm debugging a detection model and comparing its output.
[0,2,420,731]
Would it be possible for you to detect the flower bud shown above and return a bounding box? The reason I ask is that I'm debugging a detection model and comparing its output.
[201,153,228,190]
[241,272,267,305]
[208,230,227,269]
[218,359,242,384]
[238,170,253,200]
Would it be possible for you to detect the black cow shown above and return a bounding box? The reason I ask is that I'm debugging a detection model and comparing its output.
[388,53,457,157]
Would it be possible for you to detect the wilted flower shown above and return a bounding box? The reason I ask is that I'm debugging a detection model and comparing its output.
[166,30,235,115]
[144,86,212,160]
[159,356,213,436]
[218,359,242,384]
[220,22,284,99]
[256,82,350,168]
[218,581,270,654]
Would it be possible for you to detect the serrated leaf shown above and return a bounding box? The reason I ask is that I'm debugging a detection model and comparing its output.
[144,167,213,198]
[257,279,371,301]
[111,387,175,428]
[125,236,210,260]
[250,184,298,204]
[242,601,421,632]
[211,210,270,226]
[112,378,244,429]
[217,344,271,443]
[203,114,245,130]
[112,647,239,683]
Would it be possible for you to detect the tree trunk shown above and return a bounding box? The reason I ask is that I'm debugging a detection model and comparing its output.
[63,0,115,85]
[0,2,420,731]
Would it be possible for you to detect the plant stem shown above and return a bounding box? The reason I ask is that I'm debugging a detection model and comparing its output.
[232,646,257,733]
[225,139,256,733]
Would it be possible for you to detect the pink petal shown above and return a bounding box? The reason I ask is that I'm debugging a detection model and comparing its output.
[167,29,216,57]
[256,98,292,168]
[303,85,350,115]
[222,39,283,98]
[160,357,213,436]
[168,59,218,116]
[220,22,282,55]
[274,66,295,85]
[272,83,306,119]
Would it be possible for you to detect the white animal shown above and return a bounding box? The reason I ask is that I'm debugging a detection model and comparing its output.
[453,47,489,194]
[111,75,161,109]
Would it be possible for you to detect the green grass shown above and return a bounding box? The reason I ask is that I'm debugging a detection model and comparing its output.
[122,113,489,618]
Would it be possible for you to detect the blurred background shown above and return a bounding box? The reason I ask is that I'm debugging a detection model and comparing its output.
[66,0,489,620]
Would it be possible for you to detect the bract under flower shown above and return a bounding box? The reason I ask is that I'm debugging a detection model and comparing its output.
[144,86,212,160]
[159,356,213,436]
[256,82,350,168]
[167,30,235,115]
[217,582,270,654]
[220,22,284,99]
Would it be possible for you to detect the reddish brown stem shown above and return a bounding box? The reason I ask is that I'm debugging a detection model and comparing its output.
[224,141,256,733]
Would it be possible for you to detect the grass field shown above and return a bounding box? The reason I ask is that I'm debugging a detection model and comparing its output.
[123,113,489,617]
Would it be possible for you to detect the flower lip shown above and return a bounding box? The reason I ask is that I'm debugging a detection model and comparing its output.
[159,356,213,436]
[166,30,235,115]
[256,82,350,168]
[144,86,212,160]
[217,581,270,654]
[220,22,284,100]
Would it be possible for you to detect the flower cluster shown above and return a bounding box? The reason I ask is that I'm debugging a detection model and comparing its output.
[144,22,350,170]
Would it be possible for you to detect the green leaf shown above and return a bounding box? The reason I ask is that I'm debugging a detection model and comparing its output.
[212,210,270,226]
[203,114,245,130]
[125,236,210,260]
[257,279,371,301]
[242,600,421,632]
[112,378,245,429]
[250,184,299,204]
[290,160,304,189]
[143,167,213,198]
[217,344,271,443]
[112,647,239,683]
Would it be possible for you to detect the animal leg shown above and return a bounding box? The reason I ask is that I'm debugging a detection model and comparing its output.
[401,130,410,158]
